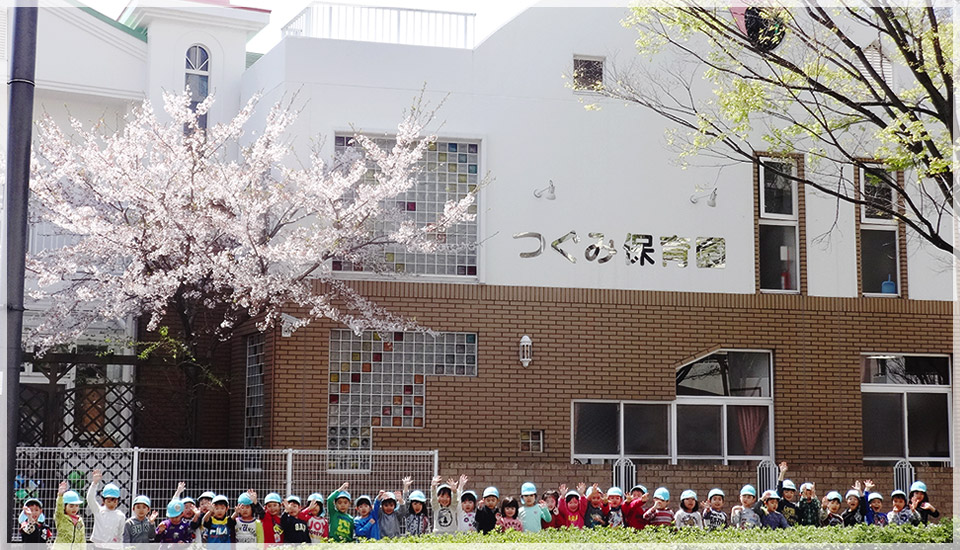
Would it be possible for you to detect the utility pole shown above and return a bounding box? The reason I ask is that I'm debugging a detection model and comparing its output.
[5,4,37,542]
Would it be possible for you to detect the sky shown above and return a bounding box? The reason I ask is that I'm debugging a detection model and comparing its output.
[82,0,537,53]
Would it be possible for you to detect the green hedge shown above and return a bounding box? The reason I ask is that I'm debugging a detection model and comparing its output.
[355,518,953,544]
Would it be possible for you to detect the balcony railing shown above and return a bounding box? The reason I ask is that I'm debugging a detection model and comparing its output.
[281,2,475,49]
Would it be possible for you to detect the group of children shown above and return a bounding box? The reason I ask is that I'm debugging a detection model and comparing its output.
[19,462,941,546]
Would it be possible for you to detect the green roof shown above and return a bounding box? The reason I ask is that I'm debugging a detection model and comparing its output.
[246,52,264,69]
[71,1,147,43]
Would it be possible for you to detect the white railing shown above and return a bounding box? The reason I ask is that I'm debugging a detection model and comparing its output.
[282,2,476,49]
[13,446,438,541]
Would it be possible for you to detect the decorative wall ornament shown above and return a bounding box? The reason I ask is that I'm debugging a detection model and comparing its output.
[514,231,725,269]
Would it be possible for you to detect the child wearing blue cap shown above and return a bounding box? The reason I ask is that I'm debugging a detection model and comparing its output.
[701,488,728,529]
[54,480,86,547]
[260,491,284,543]
[796,482,820,526]
[19,497,51,544]
[583,484,608,528]
[605,486,625,527]
[642,487,675,527]
[304,493,328,541]
[908,480,939,524]
[374,489,402,538]
[775,462,799,525]
[403,483,431,536]
[674,489,703,528]
[517,481,550,533]
[156,499,193,544]
[730,485,761,529]
[430,475,459,534]
[327,482,355,542]
[353,494,378,539]
[123,495,158,543]
[279,494,310,543]
[87,469,125,546]
[233,491,264,544]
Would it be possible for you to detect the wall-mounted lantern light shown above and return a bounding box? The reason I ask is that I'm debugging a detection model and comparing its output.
[520,335,533,367]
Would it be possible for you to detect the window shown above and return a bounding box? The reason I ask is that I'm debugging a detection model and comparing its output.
[860,354,951,464]
[332,137,479,277]
[758,159,799,292]
[185,45,210,130]
[573,56,604,91]
[244,333,265,449]
[572,350,773,464]
[859,166,899,295]
[521,430,544,453]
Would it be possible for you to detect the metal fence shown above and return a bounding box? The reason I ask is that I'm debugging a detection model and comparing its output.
[14,447,437,541]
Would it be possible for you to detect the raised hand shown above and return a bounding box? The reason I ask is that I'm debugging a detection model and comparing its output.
[58,481,68,495]
[576,482,586,495]
[864,479,875,491]
[446,478,458,488]
[459,474,468,488]
[432,475,441,486]
[149,511,159,523]
[778,461,788,473]
[177,482,186,493]
[248,490,258,504]
[701,500,710,510]
[558,484,567,496]
[92,469,103,484]
[853,480,862,492]
[157,521,168,533]
[402,477,412,490]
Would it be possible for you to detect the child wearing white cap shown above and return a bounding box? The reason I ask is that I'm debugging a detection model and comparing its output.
[863,484,888,527]
[430,475,459,534]
[796,482,820,526]
[775,462,799,525]
[87,468,125,546]
[820,491,844,526]
[674,489,703,528]
[841,481,867,525]
[456,476,478,532]
[701,488,727,530]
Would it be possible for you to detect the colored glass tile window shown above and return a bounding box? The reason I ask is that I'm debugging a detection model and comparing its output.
[333,137,479,277]
[327,329,478,455]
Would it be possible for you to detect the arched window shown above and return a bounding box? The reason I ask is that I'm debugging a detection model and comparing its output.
[185,45,210,130]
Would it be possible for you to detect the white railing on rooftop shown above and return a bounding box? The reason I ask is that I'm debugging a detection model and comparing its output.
[282,2,475,49]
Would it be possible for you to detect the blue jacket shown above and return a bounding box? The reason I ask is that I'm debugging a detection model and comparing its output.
[761,510,788,529]
[355,499,381,540]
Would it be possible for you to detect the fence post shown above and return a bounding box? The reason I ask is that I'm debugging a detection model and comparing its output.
[433,450,439,480]
[285,449,294,497]
[130,447,140,509]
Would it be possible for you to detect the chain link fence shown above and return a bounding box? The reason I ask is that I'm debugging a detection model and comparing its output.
[14,447,437,541]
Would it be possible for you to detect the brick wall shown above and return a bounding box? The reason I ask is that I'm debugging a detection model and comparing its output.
[253,282,952,515]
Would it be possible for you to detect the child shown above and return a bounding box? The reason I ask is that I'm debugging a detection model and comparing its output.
[496,496,523,532]
[404,489,431,536]
[730,485,761,529]
[354,495,378,540]
[87,469,125,546]
[476,486,500,533]
[123,495,157,543]
[375,490,402,539]
[233,492,264,544]
[865,491,889,526]
[759,491,788,529]
[674,489,703,528]
[539,489,562,530]
[820,491,843,526]
[19,497,51,544]
[54,481,86,547]
[642,487,675,527]
[841,486,866,526]
[886,490,920,526]
[304,493,328,542]
[796,482,821,526]
[194,491,216,544]
[605,487,625,527]
[908,481,939,524]
[622,484,649,530]
[155,499,193,544]
[260,492,284,543]
[431,475,458,534]
[583,484,608,528]
[279,495,310,543]
[458,486,478,532]
[701,488,727,530]
[200,494,236,543]
[518,482,550,533]
[557,484,585,528]
[171,483,200,543]
[326,482,355,542]
[775,462,799,526]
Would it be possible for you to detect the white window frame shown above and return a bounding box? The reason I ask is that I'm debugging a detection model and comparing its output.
[521,430,544,453]
[572,55,605,93]
[185,44,211,130]
[860,226,900,297]
[860,353,952,465]
[244,333,265,449]
[571,350,775,465]
[758,220,801,294]
[759,158,798,221]
[859,166,898,226]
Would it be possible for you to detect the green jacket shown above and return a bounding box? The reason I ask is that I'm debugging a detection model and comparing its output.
[326,491,355,542]
[54,494,86,549]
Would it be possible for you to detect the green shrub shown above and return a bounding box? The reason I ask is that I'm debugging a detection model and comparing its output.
[353,517,953,544]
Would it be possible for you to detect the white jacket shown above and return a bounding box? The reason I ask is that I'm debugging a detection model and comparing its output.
[87,481,126,544]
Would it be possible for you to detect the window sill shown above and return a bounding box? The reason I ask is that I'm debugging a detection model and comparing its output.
[759,289,800,294]
[862,293,900,298]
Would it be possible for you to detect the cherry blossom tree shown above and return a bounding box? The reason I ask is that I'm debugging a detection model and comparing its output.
[26,92,475,440]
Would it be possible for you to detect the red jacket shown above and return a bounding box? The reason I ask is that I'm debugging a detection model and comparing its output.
[622,498,649,530]
[541,508,564,530]
[557,497,584,529]
[261,512,283,544]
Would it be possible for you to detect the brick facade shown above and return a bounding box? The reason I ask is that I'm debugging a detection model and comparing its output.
[208,281,953,516]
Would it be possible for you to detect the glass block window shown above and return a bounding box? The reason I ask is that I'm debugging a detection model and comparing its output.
[573,56,604,91]
[244,333,265,449]
[521,430,544,453]
[327,330,477,455]
[333,136,479,276]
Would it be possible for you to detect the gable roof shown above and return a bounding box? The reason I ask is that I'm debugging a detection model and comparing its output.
[70,1,148,42]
